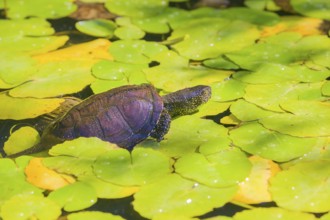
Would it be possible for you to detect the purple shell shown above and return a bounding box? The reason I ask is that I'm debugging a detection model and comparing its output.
[51,84,163,149]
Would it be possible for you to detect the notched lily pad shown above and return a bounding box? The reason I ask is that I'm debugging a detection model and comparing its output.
[76,19,117,38]
[175,148,252,187]
[48,182,97,212]
[270,160,330,213]
[0,194,61,220]
[133,174,238,219]
[93,148,172,186]
[211,79,246,102]
[229,122,317,162]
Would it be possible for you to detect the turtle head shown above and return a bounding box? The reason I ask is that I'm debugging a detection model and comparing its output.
[162,85,211,118]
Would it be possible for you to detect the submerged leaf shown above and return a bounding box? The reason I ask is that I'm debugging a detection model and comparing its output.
[133,174,238,219]
[270,161,330,213]
[67,211,125,220]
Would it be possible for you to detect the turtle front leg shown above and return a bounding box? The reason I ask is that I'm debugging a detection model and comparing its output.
[150,109,171,142]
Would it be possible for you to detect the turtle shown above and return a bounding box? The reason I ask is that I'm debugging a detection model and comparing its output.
[7,84,211,157]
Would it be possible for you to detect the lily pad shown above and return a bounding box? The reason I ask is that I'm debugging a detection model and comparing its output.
[76,19,117,38]
[230,99,274,121]
[175,148,252,187]
[4,126,40,156]
[144,51,232,92]
[0,93,64,120]
[139,115,230,157]
[67,211,125,220]
[109,40,168,64]
[79,175,139,199]
[169,18,260,60]
[114,25,145,40]
[9,60,96,98]
[229,122,317,162]
[291,0,330,20]
[260,101,330,137]
[233,156,281,204]
[48,182,98,212]
[321,80,330,96]
[233,207,316,220]
[270,161,330,213]
[0,194,61,220]
[133,174,238,218]
[211,79,246,102]
[105,0,168,18]
[93,148,172,186]
[0,159,43,207]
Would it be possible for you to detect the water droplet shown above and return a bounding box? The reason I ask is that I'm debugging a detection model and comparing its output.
[186,198,192,204]
[209,43,214,47]
[291,186,296,190]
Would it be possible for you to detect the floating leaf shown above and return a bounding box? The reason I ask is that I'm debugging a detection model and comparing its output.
[5,0,77,19]
[233,207,316,220]
[0,158,43,207]
[230,99,274,121]
[245,0,280,11]
[67,211,125,220]
[25,158,75,190]
[109,40,168,64]
[145,51,231,92]
[114,25,145,40]
[169,18,260,60]
[0,93,64,120]
[291,0,330,20]
[211,79,246,102]
[270,161,330,213]
[233,156,281,204]
[32,39,112,64]
[76,19,117,38]
[230,122,317,162]
[203,56,240,70]
[0,194,61,220]
[138,115,230,157]
[79,175,139,199]
[322,81,330,96]
[133,174,238,219]
[48,182,97,212]
[260,101,330,137]
[93,148,172,186]
[175,148,252,187]
[9,60,95,98]
[4,126,40,156]
[105,0,168,18]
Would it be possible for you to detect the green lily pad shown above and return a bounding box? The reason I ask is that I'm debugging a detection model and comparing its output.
[233,207,316,220]
[76,19,117,38]
[244,0,280,10]
[105,0,168,18]
[229,122,317,162]
[67,211,125,220]
[203,56,240,70]
[260,101,330,137]
[291,0,330,20]
[0,158,43,207]
[4,126,40,156]
[230,99,274,121]
[139,115,230,157]
[93,148,172,186]
[5,0,76,19]
[48,182,97,212]
[233,64,330,84]
[175,148,252,187]
[0,52,37,87]
[133,174,238,218]
[270,161,330,213]
[114,25,145,40]
[322,81,330,96]
[169,18,260,60]
[9,60,95,98]
[321,212,330,220]
[0,194,61,220]
[194,101,232,118]
[79,175,139,199]
[0,93,64,120]
[109,40,168,64]
[211,79,246,102]
[144,51,232,92]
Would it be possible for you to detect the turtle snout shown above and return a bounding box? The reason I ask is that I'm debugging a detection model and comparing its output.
[199,85,212,103]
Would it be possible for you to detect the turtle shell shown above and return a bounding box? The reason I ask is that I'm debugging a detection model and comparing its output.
[49,84,163,149]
